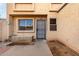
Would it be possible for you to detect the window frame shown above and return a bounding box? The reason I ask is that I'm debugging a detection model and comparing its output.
[17,18,34,33]
[18,19,33,30]
[50,18,57,31]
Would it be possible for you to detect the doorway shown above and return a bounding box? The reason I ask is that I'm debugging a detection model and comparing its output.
[36,19,46,40]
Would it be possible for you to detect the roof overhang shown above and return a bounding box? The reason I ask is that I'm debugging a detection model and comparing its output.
[9,14,47,16]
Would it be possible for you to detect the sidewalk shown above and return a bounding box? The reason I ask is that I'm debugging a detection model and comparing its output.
[1,40,52,56]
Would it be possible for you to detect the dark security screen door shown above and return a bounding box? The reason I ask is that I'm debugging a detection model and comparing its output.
[36,19,46,39]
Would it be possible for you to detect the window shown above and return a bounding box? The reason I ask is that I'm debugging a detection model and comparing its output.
[50,18,57,31]
[18,19,33,30]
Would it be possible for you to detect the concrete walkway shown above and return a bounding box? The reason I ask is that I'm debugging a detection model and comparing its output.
[1,40,52,56]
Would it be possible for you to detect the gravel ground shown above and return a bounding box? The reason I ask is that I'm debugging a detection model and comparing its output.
[47,40,79,56]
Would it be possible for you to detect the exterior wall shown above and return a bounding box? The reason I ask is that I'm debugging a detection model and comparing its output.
[8,3,62,40]
[50,3,64,11]
[8,3,63,15]
[0,20,8,41]
[13,16,36,38]
[47,12,57,40]
[0,20,3,41]
[8,3,50,15]
[10,13,57,40]
[6,3,79,53]
[12,16,47,39]
[14,3,34,11]
[57,4,79,53]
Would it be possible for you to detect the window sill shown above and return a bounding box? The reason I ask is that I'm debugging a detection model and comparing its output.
[17,30,35,33]
[50,30,57,32]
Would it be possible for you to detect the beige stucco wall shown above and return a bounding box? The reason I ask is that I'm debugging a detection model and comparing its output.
[8,3,60,40]
[47,12,57,40]
[8,3,50,15]
[6,3,79,53]
[57,4,79,53]
[12,16,46,38]
[0,20,8,41]
[0,20,3,41]
[11,13,57,40]
[8,3,63,15]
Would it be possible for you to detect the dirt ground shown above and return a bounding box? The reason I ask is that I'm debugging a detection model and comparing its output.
[47,40,79,56]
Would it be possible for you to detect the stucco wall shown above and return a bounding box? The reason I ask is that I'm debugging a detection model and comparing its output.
[8,3,50,15]
[8,3,59,40]
[10,13,57,40]
[0,20,8,41]
[10,15,47,39]
[6,3,79,53]
[8,3,63,15]
[57,4,79,53]
[47,12,57,40]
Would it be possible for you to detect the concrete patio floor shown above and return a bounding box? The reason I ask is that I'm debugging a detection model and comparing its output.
[0,40,52,56]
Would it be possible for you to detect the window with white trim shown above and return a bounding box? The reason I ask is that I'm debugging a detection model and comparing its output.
[18,19,33,30]
[50,18,57,31]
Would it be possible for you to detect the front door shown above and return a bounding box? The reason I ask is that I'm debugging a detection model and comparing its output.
[36,19,46,39]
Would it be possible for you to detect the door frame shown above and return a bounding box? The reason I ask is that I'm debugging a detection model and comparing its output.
[36,18,46,39]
